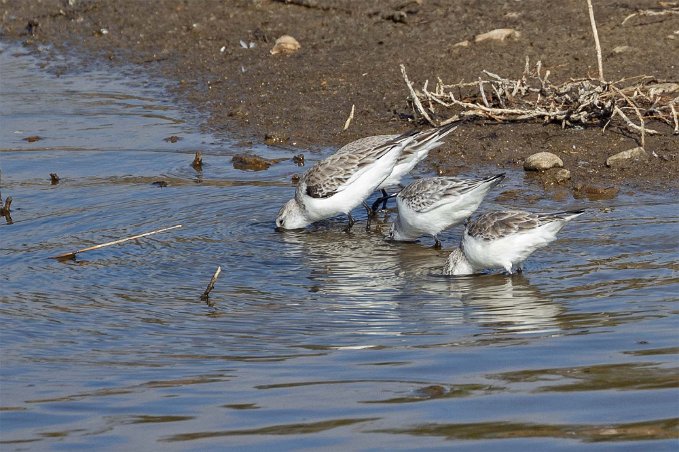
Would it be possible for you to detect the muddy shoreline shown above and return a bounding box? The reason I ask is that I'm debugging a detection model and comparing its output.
[2,0,678,193]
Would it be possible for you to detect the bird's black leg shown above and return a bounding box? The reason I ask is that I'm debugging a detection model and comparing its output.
[362,201,373,217]
[371,194,384,214]
[380,189,390,210]
[343,213,355,233]
[433,236,442,249]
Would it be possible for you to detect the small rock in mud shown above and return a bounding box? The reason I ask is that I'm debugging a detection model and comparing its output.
[383,11,408,24]
[232,154,273,171]
[292,153,305,166]
[191,151,203,170]
[612,45,633,54]
[270,35,300,55]
[264,133,289,145]
[554,168,571,183]
[474,28,521,43]
[50,173,60,185]
[418,385,447,398]
[164,135,181,143]
[152,181,168,187]
[452,40,470,48]
[524,152,563,171]
[573,183,619,200]
[23,135,42,142]
[606,147,648,168]
[495,189,521,202]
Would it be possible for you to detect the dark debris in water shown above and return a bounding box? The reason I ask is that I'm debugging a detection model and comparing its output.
[152,181,168,188]
[232,153,286,171]
[164,135,181,143]
[191,151,203,171]
[572,183,620,200]
[50,173,60,184]
[292,153,305,166]
[0,194,13,225]
[23,135,42,142]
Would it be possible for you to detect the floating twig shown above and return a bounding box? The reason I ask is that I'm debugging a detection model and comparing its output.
[343,104,355,131]
[201,265,222,305]
[50,224,183,260]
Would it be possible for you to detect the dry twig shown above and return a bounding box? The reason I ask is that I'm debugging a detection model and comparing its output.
[587,0,605,82]
[201,265,222,305]
[622,7,679,25]
[51,224,183,260]
[400,61,677,142]
[343,104,355,131]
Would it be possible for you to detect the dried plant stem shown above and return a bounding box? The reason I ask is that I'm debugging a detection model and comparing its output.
[401,64,435,125]
[201,265,222,304]
[587,0,605,82]
[51,224,183,260]
[343,104,355,131]
[671,102,679,135]
[622,8,679,25]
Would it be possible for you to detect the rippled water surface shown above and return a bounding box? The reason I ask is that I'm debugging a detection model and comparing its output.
[1,45,678,450]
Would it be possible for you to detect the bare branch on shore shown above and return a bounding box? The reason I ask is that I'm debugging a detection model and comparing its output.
[400,59,677,142]
[51,224,183,260]
[586,0,605,82]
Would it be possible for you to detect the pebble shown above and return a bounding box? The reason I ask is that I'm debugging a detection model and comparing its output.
[232,154,273,171]
[554,168,571,183]
[606,147,648,168]
[474,28,521,43]
[523,152,563,171]
[573,183,619,200]
[270,35,300,55]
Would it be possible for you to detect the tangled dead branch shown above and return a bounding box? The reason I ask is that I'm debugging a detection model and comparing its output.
[400,59,679,142]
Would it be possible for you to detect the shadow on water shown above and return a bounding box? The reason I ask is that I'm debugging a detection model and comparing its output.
[1,44,678,450]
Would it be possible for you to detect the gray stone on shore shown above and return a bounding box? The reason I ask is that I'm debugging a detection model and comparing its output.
[554,168,571,183]
[524,152,563,171]
[606,147,648,168]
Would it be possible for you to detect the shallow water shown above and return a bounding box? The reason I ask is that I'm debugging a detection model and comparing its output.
[1,44,678,451]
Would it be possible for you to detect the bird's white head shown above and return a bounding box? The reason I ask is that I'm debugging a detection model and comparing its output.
[443,247,475,276]
[387,220,411,242]
[275,198,309,230]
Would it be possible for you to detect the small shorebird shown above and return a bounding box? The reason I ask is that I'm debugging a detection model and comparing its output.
[443,209,585,275]
[336,123,459,212]
[388,174,505,248]
[275,130,417,232]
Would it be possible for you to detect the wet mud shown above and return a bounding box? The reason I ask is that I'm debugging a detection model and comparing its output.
[2,0,677,194]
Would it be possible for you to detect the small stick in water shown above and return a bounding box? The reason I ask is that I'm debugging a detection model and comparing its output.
[191,151,203,171]
[50,224,182,260]
[1,196,12,224]
[201,266,222,305]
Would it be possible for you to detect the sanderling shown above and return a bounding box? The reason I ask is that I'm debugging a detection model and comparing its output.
[336,123,459,212]
[388,174,505,248]
[275,130,417,231]
[443,209,585,275]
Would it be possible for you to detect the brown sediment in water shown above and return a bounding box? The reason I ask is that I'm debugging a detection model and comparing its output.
[2,0,677,192]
